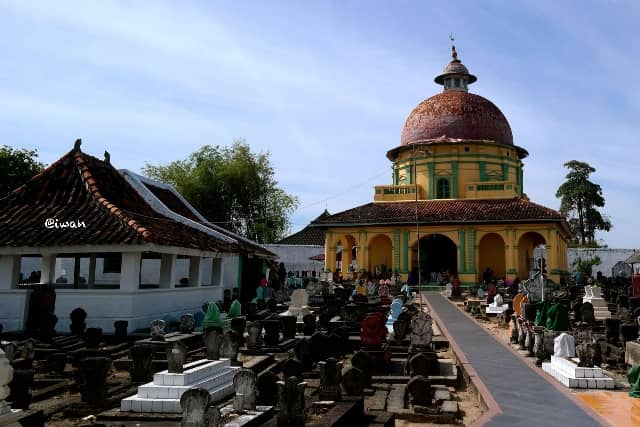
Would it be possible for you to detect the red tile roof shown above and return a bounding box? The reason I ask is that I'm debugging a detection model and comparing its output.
[310,198,569,233]
[0,148,274,257]
[277,210,330,246]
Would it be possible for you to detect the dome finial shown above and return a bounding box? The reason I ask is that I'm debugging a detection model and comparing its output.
[449,33,458,61]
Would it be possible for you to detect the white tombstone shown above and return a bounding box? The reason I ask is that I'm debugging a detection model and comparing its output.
[494,294,504,307]
[444,283,453,296]
[590,286,602,298]
[477,288,485,298]
[0,349,14,416]
[583,285,594,299]
[554,333,576,358]
[290,289,309,308]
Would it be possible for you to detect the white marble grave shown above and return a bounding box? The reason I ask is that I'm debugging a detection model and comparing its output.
[280,289,310,320]
[121,359,240,413]
[542,356,614,389]
[582,285,611,320]
[486,294,508,314]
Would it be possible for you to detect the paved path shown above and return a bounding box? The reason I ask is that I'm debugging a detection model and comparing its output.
[424,292,604,427]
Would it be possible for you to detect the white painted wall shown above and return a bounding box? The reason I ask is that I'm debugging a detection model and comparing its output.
[263,244,324,275]
[0,290,28,331]
[568,248,638,277]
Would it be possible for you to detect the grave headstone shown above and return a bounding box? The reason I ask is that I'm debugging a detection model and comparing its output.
[361,313,387,348]
[49,352,67,375]
[204,330,224,360]
[351,350,373,387]
[581,302,595,324]
[130,344,153,383]
[263,319,282,346]
[21,338,36,361]
[8,365,33,410]
[114,320,128,341]
[256,370,278,406]
[294,339,313,372]
[341,366,365,396]
[576,340,596,368]
[281,358,304,379]
[267,298,278,313]
[179,314,195,333]
[407,375,432,406]
[233,369,257,410]
[3,343,16,364]
[621,322,639,342]
[319,357,342,401]
[79,356,110,406]
[150,319,166,341]
[280,315,297,340]
[302,314,316,336]
[227,299,242,319]
[70,307,87,336]
[230,317,247,341]
[221,331,241,364]
[389,299,403,323]
[85,327,103,349]
[410,312,433,349]
[277,376,306,427]
[605,318,621,344]
[203,302,224,331]
[310,331,330,362]
[167,341,188,374]
[393,312,411,341]
[246,321,263,348]
[180,388,220,427]
[408,352,438,377]
[319,312,332,330]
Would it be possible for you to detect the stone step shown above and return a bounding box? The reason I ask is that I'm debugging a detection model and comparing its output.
[138,366,238,399]
[542,362,614,389]
[121,381,235,413]
[153,359,230,386]
[550,356,605,378]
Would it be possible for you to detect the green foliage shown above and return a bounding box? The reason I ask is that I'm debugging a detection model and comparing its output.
[0,146,45,196]
[143,140,298,244]
[555,160,611,247]
[572,255,601,277]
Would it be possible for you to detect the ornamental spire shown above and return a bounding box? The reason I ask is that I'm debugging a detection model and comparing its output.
[434,36,477,92]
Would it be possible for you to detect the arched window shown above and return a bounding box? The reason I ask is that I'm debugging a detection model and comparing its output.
[437,178,450,199]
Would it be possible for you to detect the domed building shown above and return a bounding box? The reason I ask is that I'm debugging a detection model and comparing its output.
[311,45,571,285]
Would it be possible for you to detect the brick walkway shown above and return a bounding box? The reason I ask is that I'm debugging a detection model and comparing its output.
[423,292,605,426]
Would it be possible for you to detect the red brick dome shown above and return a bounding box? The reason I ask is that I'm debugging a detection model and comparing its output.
[400,90,513,146]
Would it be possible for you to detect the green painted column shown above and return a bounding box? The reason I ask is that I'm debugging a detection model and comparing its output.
[467,229,477,274]
[479,161,488,182]
[519,167,524,195]
[451,161,459,198]
[392,230,400,273]
[502,163,509,181]
[407,164,413,185]
[458,229,466,274]
[402,230,409,273]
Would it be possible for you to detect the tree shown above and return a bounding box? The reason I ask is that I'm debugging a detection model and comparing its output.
[572,256,601,278]
[555,160,611,247]
[0,146,45,196]
[143,140,298,243]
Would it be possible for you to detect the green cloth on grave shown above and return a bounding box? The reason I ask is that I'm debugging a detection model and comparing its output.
[227,299,242,318]
[202,301,224,329]
[534,301,550,327]
[627,365,640,398]
[546,303,569,331]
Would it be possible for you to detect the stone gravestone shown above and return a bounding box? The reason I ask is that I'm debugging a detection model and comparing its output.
[341,366,365,396]
[267,298,278,313]
[389,298,403,323]
[179,314,195,333]
[351,350,373,387]
[407,375,433,406]
[410,312,433,349]
[263,319,282,346]
[360,313,388,348]
[180,388,220,427]
[230,317,247,342]
[393,312,411,341]
[150,319,166,341]
[130,344,153,383]
[256,370,279,406]
[49,352,67,376]
[409,352,438,377]
[280,315,297,340]
[576,340,595,368]
[21,338,36,361]
[581,302,595,324]
[167,341,187,374]
[3,343,16,364]
[246,321,263,348]
[302,314,316,336]
[204,330,224,360]
[309,332,330,362]
[319,357,342,401]
[605,318,621,344]
[221,331,241,364]
[79,356,110,406]
[294,339,313,372]
[114,320,128,341]
[85,327,103,349]
[494,294,504,307]
[70,307,87,336]
[554,333,576,358]
[0,349,13,416]
[277,376,306,427]
[8,360,34,410]
[233,369,257,410]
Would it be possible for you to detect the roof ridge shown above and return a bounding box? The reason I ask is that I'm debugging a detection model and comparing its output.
[72,151,152,239]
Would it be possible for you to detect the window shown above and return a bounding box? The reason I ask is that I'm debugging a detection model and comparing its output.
[454,77,460,87]
[436,178,450,199]
[102,253,122,274]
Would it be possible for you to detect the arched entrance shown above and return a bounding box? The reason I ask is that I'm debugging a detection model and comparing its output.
[336,235,357,273]
[413,234,457,282]
[369,234,392,277]
[518,232,546,280]
[478,233,506,281]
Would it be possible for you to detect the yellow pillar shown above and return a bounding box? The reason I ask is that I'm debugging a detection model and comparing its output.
[325,232,337,272]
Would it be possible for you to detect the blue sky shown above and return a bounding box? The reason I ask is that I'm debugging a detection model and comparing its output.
[1,1,638,248]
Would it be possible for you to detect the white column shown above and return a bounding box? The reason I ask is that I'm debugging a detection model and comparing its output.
[211,258,224,287]
[120,252,141,291]
[189,256,202,287]
[88,254,96,288]
[160,254,177,288]
[40,255,56,284]
[0,255,20,289]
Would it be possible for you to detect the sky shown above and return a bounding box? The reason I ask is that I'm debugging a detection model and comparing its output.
[1,0,639,248]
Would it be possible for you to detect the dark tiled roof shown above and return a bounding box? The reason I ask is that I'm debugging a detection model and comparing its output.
[310,198,569,231]
[0,149,274,257]
[277,210,329,245]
